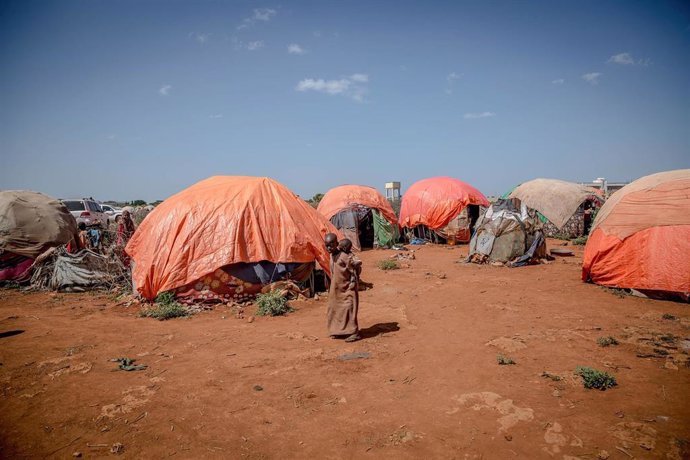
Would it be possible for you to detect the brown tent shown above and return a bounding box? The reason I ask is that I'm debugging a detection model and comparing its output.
[0,190,78,259]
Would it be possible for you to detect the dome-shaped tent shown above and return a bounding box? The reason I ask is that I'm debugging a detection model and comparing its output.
[0,191,78,281]
[399,176,489,243]
[582,169,690,299]
[317,185,399,250]
[507,179,603,238]
[468,199,547,266]
[126,176,340,300]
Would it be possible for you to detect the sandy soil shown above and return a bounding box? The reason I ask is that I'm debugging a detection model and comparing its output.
[1,240,689,459]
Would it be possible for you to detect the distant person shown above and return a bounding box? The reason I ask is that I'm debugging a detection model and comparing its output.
[117,210,136,246]
[77,222,89,249]
[325,233,362,342]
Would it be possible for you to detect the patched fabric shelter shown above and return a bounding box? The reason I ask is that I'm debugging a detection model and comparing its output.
[0,190,78,281]
[126,176,340,300]
[468,199,547,266]
[317,185,399,250]
[399,176,489,242]
[582,169,690,299]
[507,179,603,238]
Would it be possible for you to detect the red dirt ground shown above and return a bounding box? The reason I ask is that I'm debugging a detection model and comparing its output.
[1,241,689,459]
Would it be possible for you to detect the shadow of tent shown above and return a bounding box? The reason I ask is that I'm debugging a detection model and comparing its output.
[359,322,400,339]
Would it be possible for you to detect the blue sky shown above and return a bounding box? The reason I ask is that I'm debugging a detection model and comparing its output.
[1,0,688,202]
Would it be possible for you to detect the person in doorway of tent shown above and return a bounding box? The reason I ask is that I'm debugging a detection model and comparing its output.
[325,233,362,342]
[117,210,136,246]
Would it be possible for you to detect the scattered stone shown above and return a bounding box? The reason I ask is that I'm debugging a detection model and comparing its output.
[338,352,370,361]
[72,452,82,458]
[664,360,678,371]
[640,441,653,451]
[597,450,610,459]
[504,434,513,441]
[253,385,263,392]
[401,431,415,443]
[111,443,124,455]
[247,316,255,323]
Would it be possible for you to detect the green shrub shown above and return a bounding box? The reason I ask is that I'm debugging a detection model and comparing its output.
[575,366,617,390]
[497,355,516,365]
[255,290,293,317]
[139,291,189,320]
[378,259,400,270]
[597,336,619,347]
[662,313,677,320]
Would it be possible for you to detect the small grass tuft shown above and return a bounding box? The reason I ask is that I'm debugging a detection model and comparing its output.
[139,291,189,320]
[378,259,400,271]
[597,336,619,347]
[255,290,293,317]
[662,313,677,320]
[497,354,516,365]
[541,371,562,381]
[599,286,631,298]
[575,366,617,390]
[571,235,588,246]
[0,281,21,289]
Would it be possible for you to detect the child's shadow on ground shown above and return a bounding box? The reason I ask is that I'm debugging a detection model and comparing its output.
[359,322,400,339]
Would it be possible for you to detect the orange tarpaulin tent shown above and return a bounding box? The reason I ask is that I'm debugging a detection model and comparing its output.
[317,184,398,225]
[126,176,340,300]
[399,176,489,230]
[317,184,399,250]
[582,169,690,296]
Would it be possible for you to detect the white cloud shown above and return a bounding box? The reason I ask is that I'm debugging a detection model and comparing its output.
[247,40,264,51]
[159,84,172,96]
[238,8,277,30]
[107,134,116,140]
[608,52,651,66]
[190,32,210,44]
[463,112,495,119]
[313,30,322,38]
[296,74,369,101]
[253,8,276,21]
[551,78,565,85]
[287,43,306,54]
[608,52,634,65]
[582,72,602,85]
[209,114,223,119]
[297,78,351,94]
[445,72,462,94]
